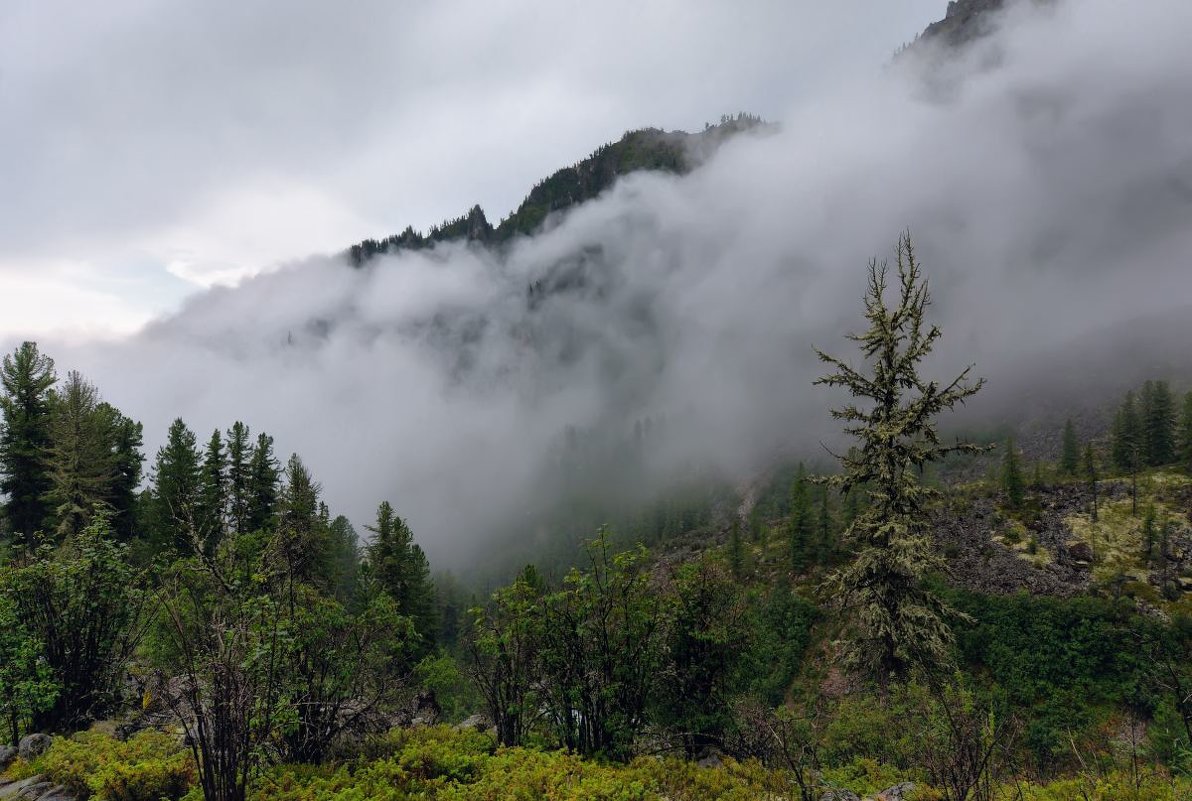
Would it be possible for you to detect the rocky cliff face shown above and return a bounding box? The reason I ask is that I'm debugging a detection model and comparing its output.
[919,0,1013,47]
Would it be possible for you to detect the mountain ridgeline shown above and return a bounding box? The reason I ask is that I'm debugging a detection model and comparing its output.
[345,113,766,266]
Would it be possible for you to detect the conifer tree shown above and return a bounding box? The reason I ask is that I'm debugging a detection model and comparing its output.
[275,453,328,587]
[225,422,252,534]
[327,514,360,602]
[366,501,436,652]
[196,429,227,553]
[1111,391,1142,473]
[1111,391,1143,514]
[44,371,116,539]
[728,517,744,578]
[816,485,834,563]
[152,418,201,553]
[1084,443,1099,524]
[787,463,813,571]
[0,342,57,545]
[1060,418,1080,476]
[245,433,279,533]
[1144,379,1176,466]
[1180,391,1192,475]
[1002,437,1024,510]
[814,234,983,682]
[99,403,144,541]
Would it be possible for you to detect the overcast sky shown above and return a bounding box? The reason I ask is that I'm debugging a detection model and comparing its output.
[0,1,942,338]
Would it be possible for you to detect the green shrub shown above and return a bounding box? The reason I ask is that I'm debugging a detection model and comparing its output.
[10,729,194,801]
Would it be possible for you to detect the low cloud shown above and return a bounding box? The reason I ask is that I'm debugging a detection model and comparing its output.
[13,0,1192,567]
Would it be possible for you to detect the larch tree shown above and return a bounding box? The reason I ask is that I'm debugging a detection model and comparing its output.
[0,342,57,545]
[814,234,984,684]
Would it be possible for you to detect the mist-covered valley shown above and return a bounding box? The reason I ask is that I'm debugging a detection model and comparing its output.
[4,2,1192,798]
[11,0,1190,569]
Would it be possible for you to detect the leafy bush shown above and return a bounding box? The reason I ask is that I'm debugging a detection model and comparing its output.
[8,730,194,801]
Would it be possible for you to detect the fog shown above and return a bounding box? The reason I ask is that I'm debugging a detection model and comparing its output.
[15,0,1192,567]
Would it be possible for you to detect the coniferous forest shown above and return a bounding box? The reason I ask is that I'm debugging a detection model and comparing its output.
[4,2,1192,801]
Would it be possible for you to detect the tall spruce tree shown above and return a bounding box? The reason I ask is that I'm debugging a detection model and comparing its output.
[365,501,436,653]
[1144,379,1176,466]
[1002,437,1025,510]
[1060,418,1080,476]
[788,463,814,571]
[152,418,201,553]
[1111,391,1143,514]
[816,485,834,563]
[0,342,57,545]
[245,433,279,533]
[99,403,144,541]
[1180,391,1192,475]
[44,371,116,540]
[814,234,983,682]
[225,422,252,535]
[275,453,328,587]
[197,429,227,553]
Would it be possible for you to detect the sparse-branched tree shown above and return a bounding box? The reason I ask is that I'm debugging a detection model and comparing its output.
[814,234,984,683]
[1084,443,1099,524]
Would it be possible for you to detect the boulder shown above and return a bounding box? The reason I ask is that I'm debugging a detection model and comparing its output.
[820,791,860,801]
[0,746,16,770]
[17,734,51,761]
[875,783,915,801]
[456,714,491,732]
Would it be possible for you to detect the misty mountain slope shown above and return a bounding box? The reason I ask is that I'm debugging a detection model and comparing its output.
[48,0,1192,568]
[345,114,768,266]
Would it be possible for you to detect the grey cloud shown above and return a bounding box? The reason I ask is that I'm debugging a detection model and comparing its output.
[11,0,1192,569]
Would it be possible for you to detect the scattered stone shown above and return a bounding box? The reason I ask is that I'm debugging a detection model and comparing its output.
[17,734,51,761]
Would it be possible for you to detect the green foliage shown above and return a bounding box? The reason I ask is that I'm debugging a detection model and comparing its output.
[8,729,195,801]
[151,418,201,554]
[1,517,147,731]
[788,463,814,571]
[1060,419,1080,476]
[252,725,779,801]
[814,234,984,681]
[1179,391,1192,474]
[0,341,57,545]
[365,501,437,652]
[0,594,58,744]
[537,529,664,759]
